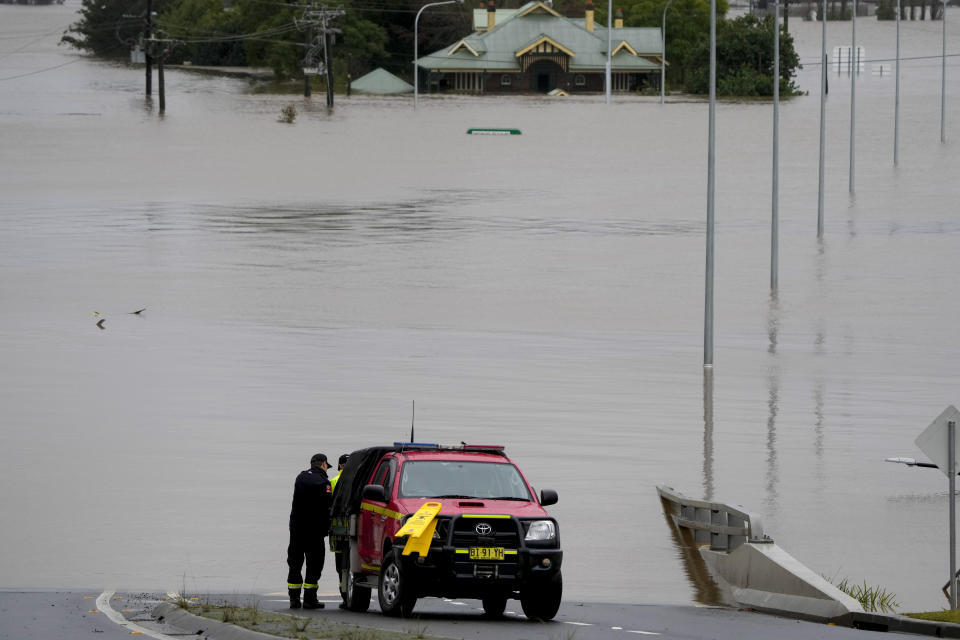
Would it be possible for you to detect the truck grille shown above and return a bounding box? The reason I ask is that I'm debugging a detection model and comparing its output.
[450,517,520,548]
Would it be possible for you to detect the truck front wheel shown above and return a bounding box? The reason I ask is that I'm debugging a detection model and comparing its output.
[520,572,562,621]
[378,550,416,617]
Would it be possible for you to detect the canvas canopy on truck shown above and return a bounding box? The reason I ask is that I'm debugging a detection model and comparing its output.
[330,446,393,516]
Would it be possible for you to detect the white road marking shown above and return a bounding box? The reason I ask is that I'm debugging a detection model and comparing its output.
[626,631,660,635]
[612,626,623,630]
[97,591,179,640]
[564,621,593,626]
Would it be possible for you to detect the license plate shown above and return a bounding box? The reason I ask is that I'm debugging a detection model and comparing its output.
[469,547,505,560]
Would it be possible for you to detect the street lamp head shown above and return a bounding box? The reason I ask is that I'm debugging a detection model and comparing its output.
[885,457,919,466]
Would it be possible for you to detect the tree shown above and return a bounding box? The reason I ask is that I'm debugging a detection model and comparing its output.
[158,0,248,66]
[62,0,171,57]
[595,0,729,88]
[684,14,801,96]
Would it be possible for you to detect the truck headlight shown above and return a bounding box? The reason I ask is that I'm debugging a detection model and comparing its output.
[524,520,556,541]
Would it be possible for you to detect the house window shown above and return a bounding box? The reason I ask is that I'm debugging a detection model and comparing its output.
[500,74,512,86]
[574,74,586,86]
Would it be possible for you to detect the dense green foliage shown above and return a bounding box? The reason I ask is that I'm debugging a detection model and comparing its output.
[594,0,728,88]
[684,14,801,96]
[61,0,171,57]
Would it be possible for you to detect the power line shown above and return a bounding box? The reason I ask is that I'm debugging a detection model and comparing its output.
[0,57,84,81]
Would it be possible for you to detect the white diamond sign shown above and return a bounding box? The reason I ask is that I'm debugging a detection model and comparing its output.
[915,405,960,477]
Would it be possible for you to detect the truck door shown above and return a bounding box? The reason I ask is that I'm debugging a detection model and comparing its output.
[371,459,397,561]
[359,458,394,569]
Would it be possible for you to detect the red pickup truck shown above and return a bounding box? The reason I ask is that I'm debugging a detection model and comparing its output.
[329,443,563,620]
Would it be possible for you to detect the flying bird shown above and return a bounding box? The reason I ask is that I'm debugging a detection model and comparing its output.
[96,318,105,329]
[129,308,146,315]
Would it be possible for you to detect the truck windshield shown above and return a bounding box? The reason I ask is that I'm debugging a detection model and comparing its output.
[398,461,532,501]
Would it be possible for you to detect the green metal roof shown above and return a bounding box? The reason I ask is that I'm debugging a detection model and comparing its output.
[351,67,414,94]
[418,1,662,72]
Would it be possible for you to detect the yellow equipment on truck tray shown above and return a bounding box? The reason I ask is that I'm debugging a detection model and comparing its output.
[398,501,442,557]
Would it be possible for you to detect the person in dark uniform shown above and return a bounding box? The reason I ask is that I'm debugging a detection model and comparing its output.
[287,453,333,609]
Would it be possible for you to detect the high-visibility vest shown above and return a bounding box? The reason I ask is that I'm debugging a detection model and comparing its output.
[330,471,341,492]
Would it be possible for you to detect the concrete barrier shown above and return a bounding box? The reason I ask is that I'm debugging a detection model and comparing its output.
[657,485,863,622]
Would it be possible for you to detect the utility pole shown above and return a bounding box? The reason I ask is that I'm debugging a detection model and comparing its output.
[158,39,165,113]
[145,0,153,96]
[300,6,343,107]
[305,19,313,97]
[323,14,334,107]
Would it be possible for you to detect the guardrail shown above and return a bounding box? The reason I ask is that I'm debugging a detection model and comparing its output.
[657,485,770,552]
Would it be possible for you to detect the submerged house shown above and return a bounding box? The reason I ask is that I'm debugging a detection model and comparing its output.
[351,67,415,94]
[415,0,663,94]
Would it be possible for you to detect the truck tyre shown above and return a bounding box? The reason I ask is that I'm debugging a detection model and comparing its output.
[377,549,416,617]
[340,564,371,612]
[481,595,508,618]
[520,572,562,621]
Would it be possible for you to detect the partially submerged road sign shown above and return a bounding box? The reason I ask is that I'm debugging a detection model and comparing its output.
[915,405,960,477]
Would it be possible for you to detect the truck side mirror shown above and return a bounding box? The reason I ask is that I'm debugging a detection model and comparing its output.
[362,484,386,502]
[540,489,558,506]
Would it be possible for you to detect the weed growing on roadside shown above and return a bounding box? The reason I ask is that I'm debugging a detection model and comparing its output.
[831,576,900,613]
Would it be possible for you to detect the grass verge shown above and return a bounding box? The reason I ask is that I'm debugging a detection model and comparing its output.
[904,610,960,624]
[186,600,444,640]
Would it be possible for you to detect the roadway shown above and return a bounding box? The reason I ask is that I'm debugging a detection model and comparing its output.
[0,590,925,640]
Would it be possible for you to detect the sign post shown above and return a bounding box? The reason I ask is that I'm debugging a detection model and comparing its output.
[916,405,960,609]
[950,420,957,609]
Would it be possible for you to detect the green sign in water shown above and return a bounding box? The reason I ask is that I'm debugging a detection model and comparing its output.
[466,128,522,135]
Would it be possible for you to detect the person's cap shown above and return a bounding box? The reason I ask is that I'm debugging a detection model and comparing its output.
[310,453,328,467]
[338,454,350,466]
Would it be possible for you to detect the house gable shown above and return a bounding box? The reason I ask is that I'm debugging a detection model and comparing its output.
[449,39,484,56]
[515,1,564,18]
[515,35,575,59]
[611,40,639,57]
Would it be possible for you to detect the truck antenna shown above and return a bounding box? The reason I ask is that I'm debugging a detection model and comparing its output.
[410,400,415,442]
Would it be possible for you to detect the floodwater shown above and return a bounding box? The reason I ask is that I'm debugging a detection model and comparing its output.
[2,1,960,612]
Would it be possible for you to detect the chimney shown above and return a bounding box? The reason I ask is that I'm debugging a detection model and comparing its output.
[487,1,496,31]
[614,7,623,27]
[585,0,594,31]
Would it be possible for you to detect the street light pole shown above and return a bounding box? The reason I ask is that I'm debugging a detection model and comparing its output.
[950,420,957,609]
[817,0,826,238]
[894,0,901,165]
[941,0,947,143]
[660,0,676,105]
[414,0,462,110]
[704,0,716,368]
[771,0,779,292]
[605,0,612,104]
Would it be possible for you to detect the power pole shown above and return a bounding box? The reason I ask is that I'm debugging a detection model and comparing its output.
[304,13,313,97]
[158,40,165,113]
[145,0,153,96]
[323,17,334,107]
[300,6,343,107]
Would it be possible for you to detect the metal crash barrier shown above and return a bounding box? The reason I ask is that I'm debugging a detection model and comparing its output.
[656,485,771,551]
[657,484,867,623]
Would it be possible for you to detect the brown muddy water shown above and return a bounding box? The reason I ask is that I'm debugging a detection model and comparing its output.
[2,1,960,610]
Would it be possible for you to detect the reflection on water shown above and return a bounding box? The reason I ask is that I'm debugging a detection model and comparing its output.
[813,380,826,482]
[660,502,727,606]
[765,295,781,518]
